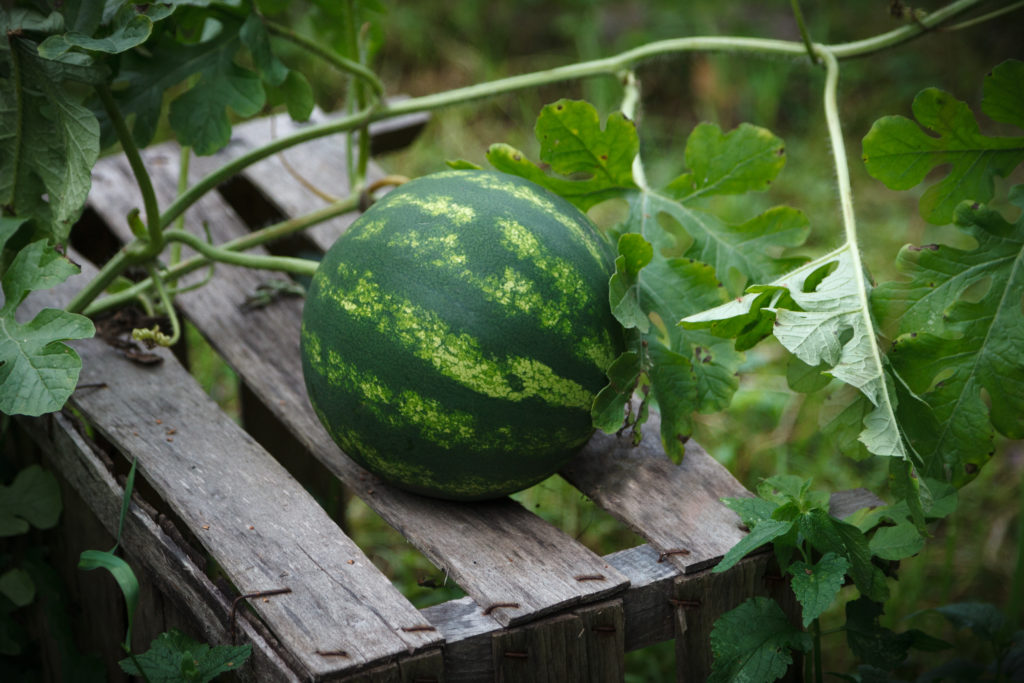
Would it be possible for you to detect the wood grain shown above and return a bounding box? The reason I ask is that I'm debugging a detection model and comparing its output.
[563,412,751,575]
[17,412,302,682]
[20,264,441,680]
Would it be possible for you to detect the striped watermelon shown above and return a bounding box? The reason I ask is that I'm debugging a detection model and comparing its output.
[300,170,622,500]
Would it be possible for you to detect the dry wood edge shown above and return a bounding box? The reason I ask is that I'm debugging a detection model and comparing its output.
[15,411,302,683]
[19,260,443,679]
[86,127,632,628]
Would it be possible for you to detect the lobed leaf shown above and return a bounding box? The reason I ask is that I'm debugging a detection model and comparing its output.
[120,628,252,683]
[862,59,1024,225]
[0,22,103,244]
[685,247,909,466]
[709,597,812,683]
[493,100,807,454]
[874,199,1024,484]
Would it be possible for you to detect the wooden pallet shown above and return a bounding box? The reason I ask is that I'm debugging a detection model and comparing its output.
[15,110,804,681]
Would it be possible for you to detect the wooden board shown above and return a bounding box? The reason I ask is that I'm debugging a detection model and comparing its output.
[19,263,442,680]
[17,411,302,682]
[563,413,751,574]
[85,120,631,628]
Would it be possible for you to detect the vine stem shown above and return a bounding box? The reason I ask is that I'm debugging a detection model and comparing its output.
[157,0,982,235]
[162,229,319,277]
[95,85,161,249]
[82,194,360,317]
[145,264,181,347]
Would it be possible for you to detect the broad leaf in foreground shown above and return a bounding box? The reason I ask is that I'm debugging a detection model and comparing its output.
[862,59,1024,225]
[0,14,103,244]
[0,238,94,416]
[684,247,907,463]
[709,597,812,683]
[490,100,808,457]
[873,198,1024,484]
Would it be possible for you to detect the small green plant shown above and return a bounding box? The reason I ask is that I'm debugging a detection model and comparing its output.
[0,463,61,655]
[79,459,251,680]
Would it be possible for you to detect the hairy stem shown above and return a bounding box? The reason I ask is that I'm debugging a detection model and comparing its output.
[95,85,162,250]
[789,0,820,64]
[83,195,359,317]
[263,17,383,96]
[156,0,982,232]
[145,264,181,347]
[162,230,320,276]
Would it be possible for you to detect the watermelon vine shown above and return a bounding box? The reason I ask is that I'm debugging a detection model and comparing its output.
[1,0,1022,679]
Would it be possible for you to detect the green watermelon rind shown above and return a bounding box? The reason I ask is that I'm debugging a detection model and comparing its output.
[300,169,622,501]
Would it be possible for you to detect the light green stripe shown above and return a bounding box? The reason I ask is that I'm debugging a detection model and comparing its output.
[386,192,476,225]
[304,325,586,455]
[448,170,608,265]
[313,266,594,409]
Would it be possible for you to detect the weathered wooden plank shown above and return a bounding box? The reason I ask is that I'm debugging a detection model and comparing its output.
[85,120,631,628]
[672,554,800,683]
[563,411,751,575]
[18,265,441,679]
[16,412,301,682]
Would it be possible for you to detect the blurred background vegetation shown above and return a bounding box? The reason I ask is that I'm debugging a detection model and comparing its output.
[180,0,1023,678]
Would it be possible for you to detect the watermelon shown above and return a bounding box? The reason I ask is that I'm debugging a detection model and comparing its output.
[300,169,622,501]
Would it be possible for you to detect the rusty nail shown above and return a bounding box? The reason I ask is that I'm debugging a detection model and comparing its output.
[592,625,617,633]
[230,587,292,644]
[401,625,437,633]
[574,574,605,581]
[503,650,528,659]
[657,548,692,562]
[483,602,520,616]
[315,650,349,658]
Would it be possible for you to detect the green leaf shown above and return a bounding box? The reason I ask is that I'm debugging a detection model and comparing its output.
[119,629,252,683]
[0,30,103,243]
[862,60,1024,224]
[788,552,850,627]
[713,518,793,574]
[609,233,653,332]
[846,597,932,671]
[104,30,264,153]
[0,305,96,416]
[79,550,139,648]
[277,70,314,122]
[0,238,94,416]
[868,521,924,561]
[590,351,642,432]
[709,597,812,683]
[487,100,638,210]
[167,34,266,155]
[0,569,35,607]
[239,13,289,86]
[722,496,779,528]
[798,509,888,602]
[37,3,174,58]
[0,465,62,535]
[666,122,786,200]
[1,240,79,312]
[686,248,908,463]
[983,59,1024,128]
[874,200,1024,485]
